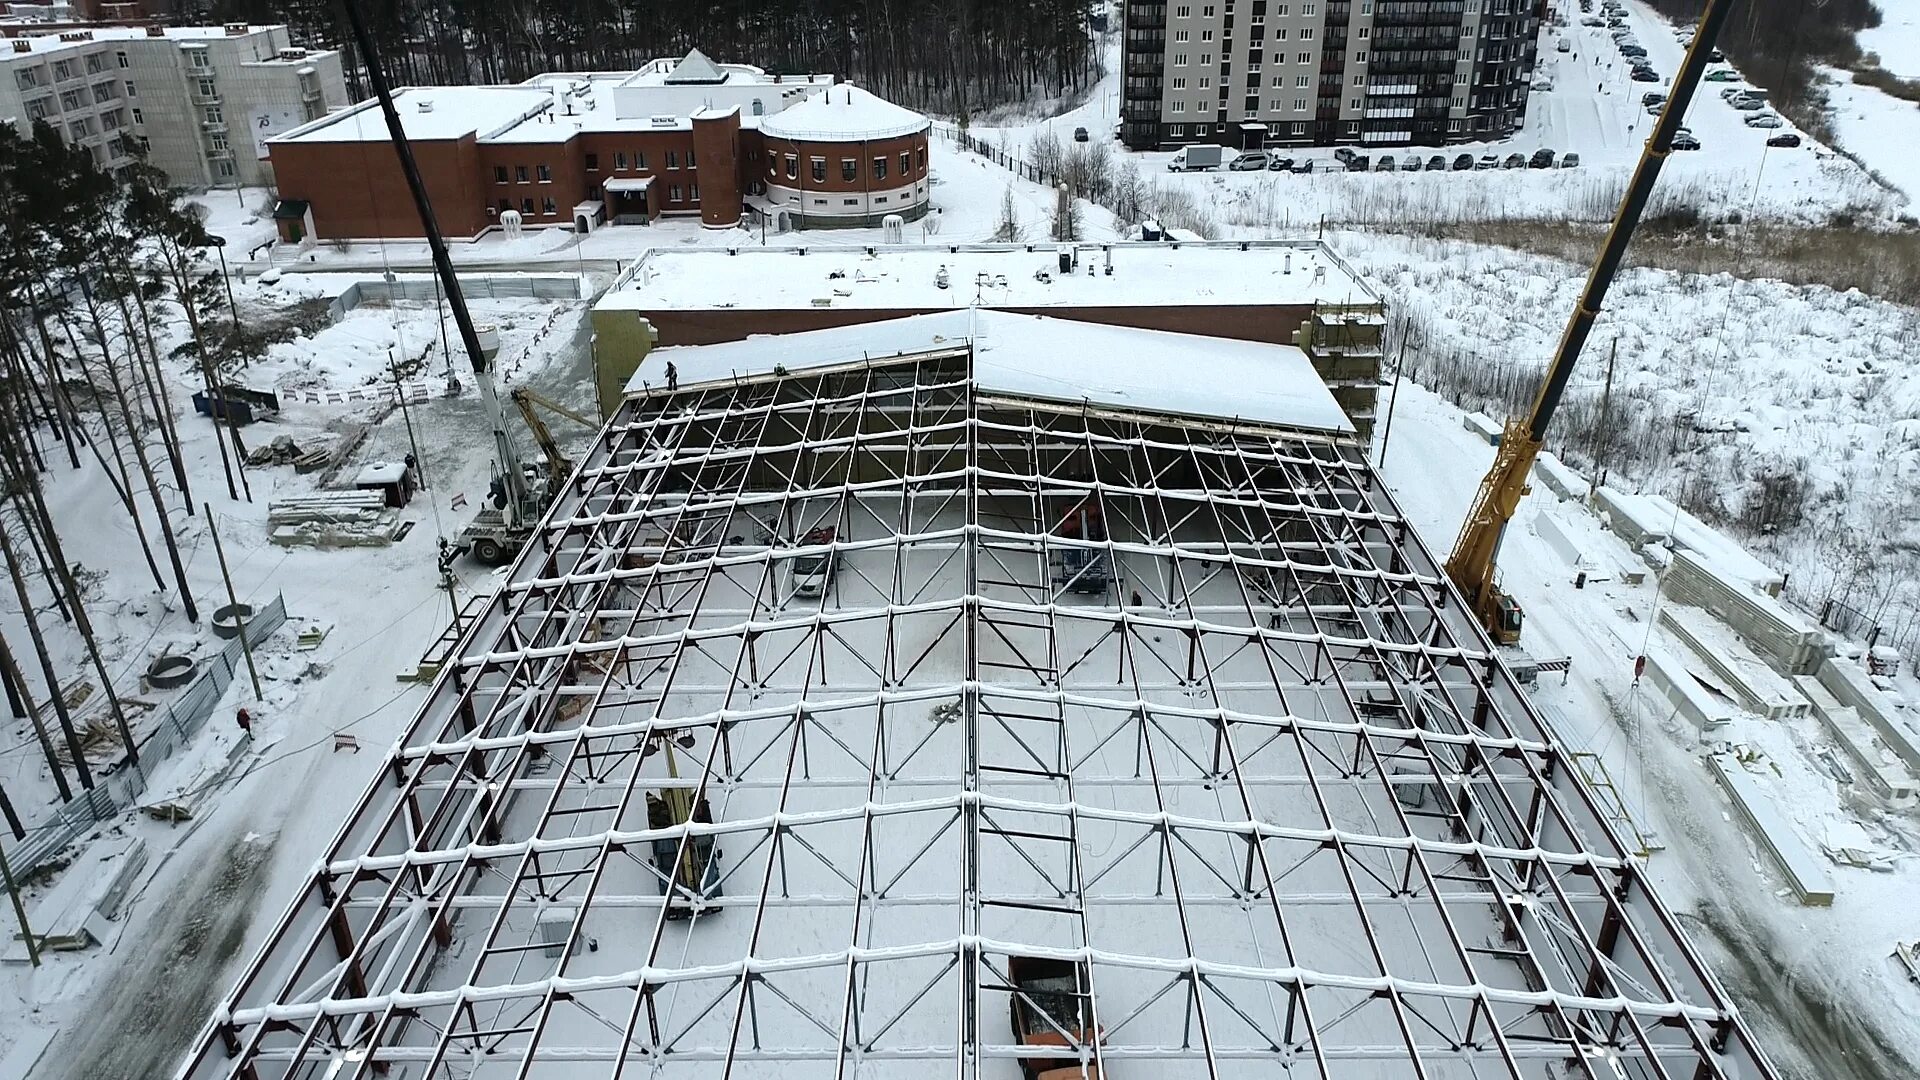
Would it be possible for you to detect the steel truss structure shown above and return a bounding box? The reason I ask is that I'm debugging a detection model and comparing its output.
[181,348,1778,1080]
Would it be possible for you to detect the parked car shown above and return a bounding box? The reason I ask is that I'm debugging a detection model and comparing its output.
[1557,38,1571,52]
[791,526,841,598]
[1630,66,1660,82]
[1452,153,1475,171]
[1560,151,1581,168]
[1334,147,1358,165]
[1228,150,1270,171]
[1501,152,1526,169]
[1730,95,1765,110]
[1400,155,1422,171]
[1671,132,1702,150]
[1374,154,1396,171]
[1582,16,1605,26]
[1290,157,1315,173]
[1720,86,1748,100]
[1529,148,1556,168]
[1704,69,1741,82]
[1765,132,1801,148]
[1428,154,1449,170]
[1073,126,1089,142]
[1474,154,1499,170]
[1266,155,1294,171]
[1167,144,1224,171]
[1743,112,1784,128]
[1620,45,1649,60]
[1710,48,1725,61]
[1346,154,1371,172]
[1645,101,1664,115]
[1642,91,1667,107]
[1533,76,1555,92]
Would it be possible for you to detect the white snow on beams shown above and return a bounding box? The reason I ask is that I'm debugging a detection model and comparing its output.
[628,309,1356,435]
[595,240,1379,313]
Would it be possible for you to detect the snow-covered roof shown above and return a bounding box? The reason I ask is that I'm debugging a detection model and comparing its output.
[757,84,929,142]
[271,86,554,144]
[631,309,1355,435]
[663,48,725,84]
[0,23,285,58]
[598,241,1379,313]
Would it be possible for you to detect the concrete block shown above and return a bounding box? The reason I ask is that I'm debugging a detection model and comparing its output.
[1642,644,1735,735]
[1795,675,1918,807]
[1659,605,1809,720]
[1462,411,1504,445]
[1706,753,1836,907]
[1818,658,1920,776]
[1663,549,1828,675]
[1532,452,1588,501]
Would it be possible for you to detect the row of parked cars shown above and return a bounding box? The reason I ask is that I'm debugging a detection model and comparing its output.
[1215,146,1580,174]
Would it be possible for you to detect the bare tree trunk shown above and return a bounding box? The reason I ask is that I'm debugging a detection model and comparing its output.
[0,517,92,790]
[118,279,193,510]
[18,288,83,471]
[69,348,168,594]
[96,329,200,624]
[0,630,69,802]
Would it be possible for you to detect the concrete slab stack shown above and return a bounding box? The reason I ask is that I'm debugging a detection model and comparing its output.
[1663,549,1828,675]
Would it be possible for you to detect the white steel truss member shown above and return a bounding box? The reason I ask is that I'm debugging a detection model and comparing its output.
[177,349,1781,1080]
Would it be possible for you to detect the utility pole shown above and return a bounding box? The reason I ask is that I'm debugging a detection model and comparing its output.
[204,504,262,700]
[1377,321,1412,469]
[0,838,38,967]
[390,352,428,490]
[1588,337,1618,505]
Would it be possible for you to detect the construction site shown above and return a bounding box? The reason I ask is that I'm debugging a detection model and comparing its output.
[175,311,1776,1079]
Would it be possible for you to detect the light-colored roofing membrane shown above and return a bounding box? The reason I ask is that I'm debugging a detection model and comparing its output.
[179,343,1778,1080]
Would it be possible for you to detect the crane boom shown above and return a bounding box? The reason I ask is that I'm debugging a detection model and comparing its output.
[1444,0,1739,643]
[337,0,530,523]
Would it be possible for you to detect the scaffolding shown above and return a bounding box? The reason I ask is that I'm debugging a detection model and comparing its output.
[179,347,1778,1080]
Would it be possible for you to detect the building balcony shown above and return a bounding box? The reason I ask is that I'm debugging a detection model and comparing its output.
[201,119,228,133]
[191,89,223,105]
[1127,57,1163,75]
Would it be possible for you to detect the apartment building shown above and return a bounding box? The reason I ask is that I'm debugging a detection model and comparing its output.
[0,23,346,188]
[1122,0,1539,150]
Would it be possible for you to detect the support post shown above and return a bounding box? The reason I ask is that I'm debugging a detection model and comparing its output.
[0,836,39,967]
[204,504,263,700]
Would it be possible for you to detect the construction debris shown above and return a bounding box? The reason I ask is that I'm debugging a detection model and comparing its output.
[267,492,406,549]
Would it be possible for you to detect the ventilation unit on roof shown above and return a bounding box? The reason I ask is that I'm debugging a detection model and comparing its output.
[10,40,30,53]
[224,21,248,35]
[277,48,307,61]
[416,99,434,113]
[145,25,165,37]
[59,30,92,42]
[649,115,677,127]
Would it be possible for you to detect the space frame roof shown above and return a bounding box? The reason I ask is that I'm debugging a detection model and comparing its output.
[178,349,1778,1080]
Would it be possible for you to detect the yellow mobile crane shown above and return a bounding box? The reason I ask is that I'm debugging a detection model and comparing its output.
[1445,0,1737,646]
[510,386,597,492]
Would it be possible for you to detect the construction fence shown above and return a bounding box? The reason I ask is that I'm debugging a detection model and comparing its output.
[8,594,288,881]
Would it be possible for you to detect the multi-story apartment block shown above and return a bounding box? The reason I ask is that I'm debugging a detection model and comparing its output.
[1122,0,1538,150]
[0,23,347,188]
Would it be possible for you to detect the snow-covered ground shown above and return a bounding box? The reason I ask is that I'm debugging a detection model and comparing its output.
[1861,0,1920,77]
[1819,65,1920,201]
[1375,380,1920,1080]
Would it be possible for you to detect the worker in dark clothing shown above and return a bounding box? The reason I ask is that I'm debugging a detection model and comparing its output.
[235,707,252,732]
[665,361,678,392]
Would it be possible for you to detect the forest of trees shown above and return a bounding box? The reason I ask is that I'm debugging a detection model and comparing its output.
[0,123,255,804]
[192,0,1101,116]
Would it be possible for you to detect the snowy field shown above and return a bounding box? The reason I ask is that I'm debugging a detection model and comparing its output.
[1860,0,1920,78]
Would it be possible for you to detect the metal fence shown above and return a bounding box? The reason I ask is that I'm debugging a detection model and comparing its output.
[327,274,587,322]
[9,594,288,881]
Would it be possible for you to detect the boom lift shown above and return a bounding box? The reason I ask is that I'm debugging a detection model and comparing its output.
[1443,0,1736,645]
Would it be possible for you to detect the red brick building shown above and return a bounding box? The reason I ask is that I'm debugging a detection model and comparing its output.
[266,49,931,242]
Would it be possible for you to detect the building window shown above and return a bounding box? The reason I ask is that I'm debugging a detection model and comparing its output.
[1201,29,1213,42]
[875,194,888,203]
[521,198,534,215]
[197,77,217,97]
[874,157,887,180]
[1201,53,1211,64]
[688,147,696,168]
[52,60,75,81]
[137,135,150,152]
[94,83,117,103]
[1298,53,1311,63]
[125,80,136,97]
[844,198,859,206]
[785,154,797,179]
[615,151,627,170]
[1173,53,1188,65]
[690,183,699,200]
[585,153,599,171]
[116,50,129,68]
[516,165,529,182]
[812,157,827,181]
[667,150,680,169]
[204,105,223,124]
[495,166,509,183]
[86,53,107,75]
[1358,26,1369,39]
[542,197,557,215]
[130,107,143,125]
[499,198,511,214]
[1175,29,1189,42]
[751,98,764,115]
[900,151,911,174]
[1296,75,1309,87]
[1299,27,1314,40]
[635,151,646,169]
[1174,77,1187,90]
[1199,76,1211,89]
[216,159,235,179]
[1176,4,1190,15]
[1274,27,1287,39]
[1355,52,1368,63]
[917,146,926,168]
[1293,98,1307,110]
[536,164,552,182]
[1302,2,1316,12]
[1172,101,1187,112]
[1350,97,1360,108]
[1169,124,1186,137]
[209,132,228,152]
[189,50,210,69]
[838,158,855,181]
[669,185,683,202]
